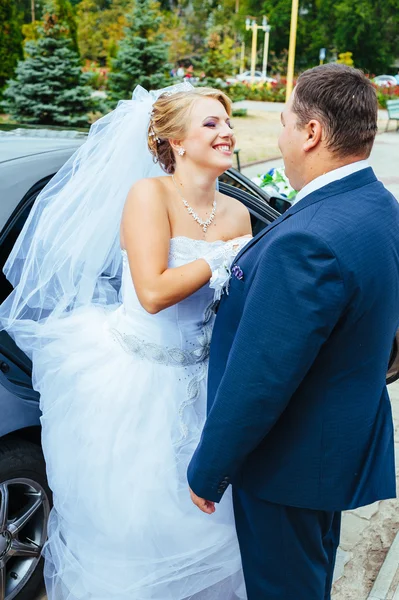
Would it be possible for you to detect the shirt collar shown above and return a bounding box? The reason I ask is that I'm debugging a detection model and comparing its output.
[292,160,370,206]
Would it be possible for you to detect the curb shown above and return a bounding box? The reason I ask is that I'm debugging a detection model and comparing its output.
[367,531,399,599]
[241,155,282,170]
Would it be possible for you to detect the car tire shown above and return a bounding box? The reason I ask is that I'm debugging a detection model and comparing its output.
[0,437,50,600]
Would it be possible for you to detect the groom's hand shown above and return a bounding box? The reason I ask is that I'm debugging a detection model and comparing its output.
[189,487,216,514]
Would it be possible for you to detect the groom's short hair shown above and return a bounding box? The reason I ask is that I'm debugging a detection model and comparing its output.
[293,64,378,158]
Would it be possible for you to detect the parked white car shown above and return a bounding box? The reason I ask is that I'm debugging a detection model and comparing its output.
[226,71,277,85]
[373,75,398,87]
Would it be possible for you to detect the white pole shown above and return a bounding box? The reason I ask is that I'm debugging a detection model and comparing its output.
[262,29,270,78]
[240,41,245,74]
[250,21,258,83]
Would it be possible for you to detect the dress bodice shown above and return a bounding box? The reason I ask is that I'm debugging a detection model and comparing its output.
[106,237,229,362]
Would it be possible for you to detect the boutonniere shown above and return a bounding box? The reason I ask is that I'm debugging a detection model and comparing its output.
[231,265,244,281]
[209,263,245,305]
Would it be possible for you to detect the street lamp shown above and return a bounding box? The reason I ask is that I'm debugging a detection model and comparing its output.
[262,16,271,79]
[240,41,246,74]
[286,0,299,101]
[246,16,271,83]
[246,18,257,83]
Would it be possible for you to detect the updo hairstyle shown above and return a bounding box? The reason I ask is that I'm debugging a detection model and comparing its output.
[148,88,232,174]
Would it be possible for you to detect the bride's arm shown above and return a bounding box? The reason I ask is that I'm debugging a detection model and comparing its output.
[121,179,222,314]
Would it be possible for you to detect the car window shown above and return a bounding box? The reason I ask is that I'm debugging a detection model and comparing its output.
[219,170,256,195]
[0,330,33,386]
[0,194,38,303]
[219,170,292,215]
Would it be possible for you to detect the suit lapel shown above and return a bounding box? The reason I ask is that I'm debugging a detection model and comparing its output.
[234,167,377,264]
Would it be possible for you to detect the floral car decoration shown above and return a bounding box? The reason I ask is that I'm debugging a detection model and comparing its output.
[252,167,297,202]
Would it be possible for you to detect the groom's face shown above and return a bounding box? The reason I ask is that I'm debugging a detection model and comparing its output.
[278,92,308,191]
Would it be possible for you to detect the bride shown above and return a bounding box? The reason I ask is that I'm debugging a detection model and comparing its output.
[0,82,252,599]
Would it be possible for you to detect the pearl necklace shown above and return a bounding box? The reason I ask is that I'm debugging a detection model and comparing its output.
[172,175,217,234]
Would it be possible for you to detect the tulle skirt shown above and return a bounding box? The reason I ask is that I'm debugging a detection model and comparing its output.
[33,306,246,599]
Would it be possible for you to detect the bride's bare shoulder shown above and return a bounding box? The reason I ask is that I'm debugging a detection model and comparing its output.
[217,191,252,236]
[121,177,171,248]
[127,176,169,199]
[123,177,171,217]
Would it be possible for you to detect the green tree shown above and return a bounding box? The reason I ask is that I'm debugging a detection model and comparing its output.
[333,0,399,73]
[179,0,219,55]
[201,28,234,79]
[14,0,45,24]
[257,0,399,74]
[39,0,79,51]
[107,0,171,104]
[77,0,133,64]
[0,0,23,94]
[2,12,93,125]
[158,9,194,65]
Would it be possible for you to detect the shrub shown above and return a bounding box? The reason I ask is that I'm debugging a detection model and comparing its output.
[214,80,287,103]
[232,108,247,117]
[374,84,399,109]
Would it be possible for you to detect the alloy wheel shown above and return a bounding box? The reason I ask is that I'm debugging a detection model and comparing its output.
[0,479,49,600]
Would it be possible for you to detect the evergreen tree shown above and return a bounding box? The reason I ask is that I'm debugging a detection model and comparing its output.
[53,0,79,53]
[0,0,23,95]
[201,29,234,80]
[2,12,93,126]
[107,0,171,104]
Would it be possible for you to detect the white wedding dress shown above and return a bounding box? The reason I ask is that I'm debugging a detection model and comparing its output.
[34,236,248,600]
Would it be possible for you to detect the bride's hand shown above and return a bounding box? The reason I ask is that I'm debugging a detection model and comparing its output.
[231,234,252,253]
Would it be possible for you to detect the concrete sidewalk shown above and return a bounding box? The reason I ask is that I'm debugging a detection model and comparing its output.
[242,131,399,199]
[332,381,399,600]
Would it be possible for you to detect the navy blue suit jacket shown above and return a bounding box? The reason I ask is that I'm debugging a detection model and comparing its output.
[188,168,399,511]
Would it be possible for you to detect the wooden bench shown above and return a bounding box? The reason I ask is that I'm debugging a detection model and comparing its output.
[385,99,399,131]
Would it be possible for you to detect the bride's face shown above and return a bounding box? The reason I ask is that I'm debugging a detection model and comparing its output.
[179,97,236,172]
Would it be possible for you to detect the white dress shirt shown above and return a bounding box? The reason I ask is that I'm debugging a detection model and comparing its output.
[292,160,370,206]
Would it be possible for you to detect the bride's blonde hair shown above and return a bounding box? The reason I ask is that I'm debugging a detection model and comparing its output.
[148,87,232,174]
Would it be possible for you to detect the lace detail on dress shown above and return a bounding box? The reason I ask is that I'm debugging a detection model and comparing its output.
[168,236,226,262]
[177,362,207,442]
[177,301,214,441]
[108,328,210,366]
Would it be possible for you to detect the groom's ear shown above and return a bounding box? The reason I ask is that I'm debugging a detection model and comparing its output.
[303,119,323,152]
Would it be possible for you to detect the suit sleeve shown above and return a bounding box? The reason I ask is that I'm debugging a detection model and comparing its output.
[187,229,347,501]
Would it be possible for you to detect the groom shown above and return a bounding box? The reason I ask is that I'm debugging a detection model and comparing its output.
[188,64,399,599]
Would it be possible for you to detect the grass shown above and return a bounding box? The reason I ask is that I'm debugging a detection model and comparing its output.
[232,110,282,166]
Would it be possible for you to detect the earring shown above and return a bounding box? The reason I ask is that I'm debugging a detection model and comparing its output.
[178,148,186,156]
